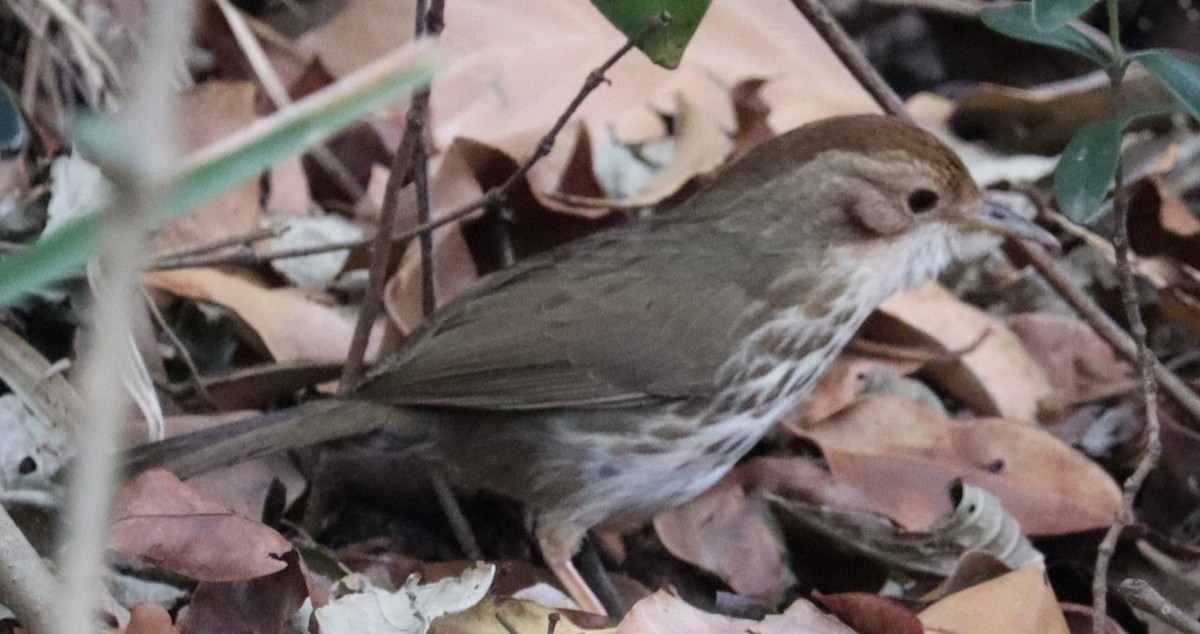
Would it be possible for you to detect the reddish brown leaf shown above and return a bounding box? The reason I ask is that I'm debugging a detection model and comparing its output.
[814,592,923,634]
[653,479,794,605]
[799,395,1121,535]
[179,550,309,634]
[110,470,291,582]
[1007,312,1131,414]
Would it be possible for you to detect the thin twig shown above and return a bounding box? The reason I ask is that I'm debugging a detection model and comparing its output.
[0,504,56,633]
[337,109,421,391]
[407,0,484,562]
[1013,242,1200,424]
[789,0,910,119]
[53,2,194,632]
[213,0,370,203]
[153,226,286,262]
[1118,579,1200,634]
[1092,53,1161,633]
[140,286,216,409]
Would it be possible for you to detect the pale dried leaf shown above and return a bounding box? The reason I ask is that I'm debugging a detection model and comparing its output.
[918,564,1069,634]
[315,563,495,634]
[144,268,362,363]
[875,281,1052,421]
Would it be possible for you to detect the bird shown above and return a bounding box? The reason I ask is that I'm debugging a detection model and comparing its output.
[126,114,1059,615]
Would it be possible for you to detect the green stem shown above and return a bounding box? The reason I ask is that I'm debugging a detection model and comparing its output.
[1106,0,1124,67]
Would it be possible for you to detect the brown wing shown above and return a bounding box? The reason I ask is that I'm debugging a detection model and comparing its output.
[354,224,785,410]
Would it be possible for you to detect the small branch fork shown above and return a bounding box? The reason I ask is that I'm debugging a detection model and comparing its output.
[784,0,1185,630]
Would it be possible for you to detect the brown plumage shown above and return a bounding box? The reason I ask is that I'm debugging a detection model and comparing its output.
[126,115,1057,614]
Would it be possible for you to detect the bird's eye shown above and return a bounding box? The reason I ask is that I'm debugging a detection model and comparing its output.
[906,189,939,214]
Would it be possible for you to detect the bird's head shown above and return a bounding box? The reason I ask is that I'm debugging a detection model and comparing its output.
[695,114,1058,293]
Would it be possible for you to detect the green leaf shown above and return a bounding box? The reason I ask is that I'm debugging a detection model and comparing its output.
[1055,118,1123,223]
[0,53,434,306]
[1032,0,1100,32]
[590,0,711,69]
[979,2,1111,66]
[1132,50,1200,122]
[1054,104,1174,223]
[0,218,97,305]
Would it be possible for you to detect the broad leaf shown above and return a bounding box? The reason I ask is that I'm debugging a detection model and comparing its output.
[590,0,712,69]
[979,2,1110,66]
[0,52,433,306]
[1133,50,1200,122]
[1032,0,1100,32]
[1054,104,1174,223]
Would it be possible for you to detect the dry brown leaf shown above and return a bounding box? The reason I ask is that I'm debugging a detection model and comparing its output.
[1128,177,1200,270]
[178,550,309,634]
[814,592,923,634]
[186,456,305,520]
[799,395,1121,535]
[653,479,794,605]
[947,70,1169,155]
[918,563,1069,634]
[616,591,855,634]
[1007,313,1131,411]
[372,0,876,214]
[144,268,363,363]
[295,0,416,78]
[124,603,177,634]
[384,225,479,335]
[430,595,610,634]
[266,155,312,217]
[573,94,733,208]
[873,281,1052,421]
[110,470,292,582]
[793,352,924,426]
[153,81,262,254]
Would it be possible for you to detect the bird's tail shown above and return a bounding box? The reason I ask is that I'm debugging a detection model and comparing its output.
[124,399,409,479]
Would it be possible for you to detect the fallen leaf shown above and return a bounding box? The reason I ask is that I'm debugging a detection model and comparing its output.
[431,595,609,634]
[918,563,1069,634]
[872,281,1052,422]
[110,469,292,582]
[144,268,363,363]
[653,478,795,605]
[409,0,874,213]
[799,394,1122,535]
[1007,312,1131,412]
[314,563,495,634]
[266,214,364,291]
[179,550,309,634]
[793,352,925,426]
[125,603,177,634]
[814,592,923,634]
[154,80,262,254]
[616,591,855,633]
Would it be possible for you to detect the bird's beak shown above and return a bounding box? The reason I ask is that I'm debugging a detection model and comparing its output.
[965,197,1060,251]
